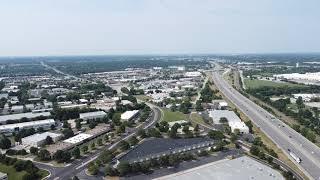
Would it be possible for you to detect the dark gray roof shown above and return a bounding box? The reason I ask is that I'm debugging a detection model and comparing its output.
[120,137,213,162]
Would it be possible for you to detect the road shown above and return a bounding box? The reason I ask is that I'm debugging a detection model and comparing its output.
[211,68,320,180]
[40,61,80,80]
[37,105,162,180]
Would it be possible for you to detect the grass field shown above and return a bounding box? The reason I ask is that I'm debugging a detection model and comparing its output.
[162,108,187,122]
[190,112,205,125]
[0,164,27,180]
[244,79,303,89]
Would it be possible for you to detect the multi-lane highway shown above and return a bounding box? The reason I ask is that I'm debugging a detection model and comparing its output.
[212,69,320,180]
[36,105,162,180]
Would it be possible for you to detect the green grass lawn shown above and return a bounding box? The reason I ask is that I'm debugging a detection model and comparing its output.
[0,164,27,180]
[162,108,187,122]
[190,113,205,125]
[244,79,303,89]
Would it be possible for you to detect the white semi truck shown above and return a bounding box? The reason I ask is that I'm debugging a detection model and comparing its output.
[288,149,301,163]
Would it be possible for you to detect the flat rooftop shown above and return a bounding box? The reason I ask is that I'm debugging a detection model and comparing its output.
[22,132,62,142]
[120,137,214,162]
[0,119,55,130]
[63,133,92,144]
[208,110,241,124]
[79,111,106,119]
[154,156,284,180]
[0,112,51,123]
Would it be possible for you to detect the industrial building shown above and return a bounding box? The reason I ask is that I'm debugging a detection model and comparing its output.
[121,110,140,121]
[0,112,51,124]
[118,138,215,164]
[79,111,107,120]
[185,71,202,77]
[21,132,62,147]
[155,156,284,180]
[0,119,55,134]
[208,110,249,134]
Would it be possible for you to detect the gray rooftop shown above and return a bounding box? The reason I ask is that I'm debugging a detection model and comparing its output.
[209,110,241,124]
[155,156,284,180]
[0,112,51,123]
[79,111,106,118]
[120,137,214,162]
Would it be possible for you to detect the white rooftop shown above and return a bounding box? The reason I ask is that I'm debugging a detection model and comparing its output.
[22,132,62,143]
[63,133,92,144]
[0,119,55,131]
[80,111,107,119]
[121,110,139,120]
[155,156,284,180]
[0,112,51,123]
[208,110,241,124]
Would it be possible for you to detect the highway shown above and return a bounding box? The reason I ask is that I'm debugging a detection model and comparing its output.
[37,105,162,180]
[211,69,320,180]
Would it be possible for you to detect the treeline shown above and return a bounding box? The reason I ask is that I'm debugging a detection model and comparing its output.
[199,83,221,103]
[47,58,208,75]
[0,64,56,77]
[246,87,319,142]
[121,87,144,95]
[246,85,320,99]
[244,66,320,77]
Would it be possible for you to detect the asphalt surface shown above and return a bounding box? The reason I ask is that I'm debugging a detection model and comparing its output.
[36,105,162,180]
[211,69,320,180]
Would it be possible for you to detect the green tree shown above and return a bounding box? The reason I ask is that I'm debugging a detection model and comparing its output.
[30,147,38,155]
[207,130,224,140]
[38,149,51,161]
[97,138,103,146]
[45,136,53,145]
[88,162,99,175]
[250,145,260,156]
[72,147,81,159]
[117,162,131,176]
[0,135,11,149]
[82,145,88,153]
[119,141,130,151]
[128,136,139,146]
[91,142,96,150]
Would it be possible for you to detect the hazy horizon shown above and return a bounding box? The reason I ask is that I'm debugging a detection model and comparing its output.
[1,0,320,56]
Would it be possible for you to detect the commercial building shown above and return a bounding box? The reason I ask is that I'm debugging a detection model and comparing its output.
[0,112,51,124]
[209,110,249,134]
[185,71,202,77]
[155,156,284,180]
[79,111,107,120]
[118,138,215,164]
[63,133,93,144]
[0,119,55,134]
[21,132,62,147]
[121,110,140,121]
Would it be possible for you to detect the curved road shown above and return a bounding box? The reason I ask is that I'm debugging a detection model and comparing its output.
[36,105,162,180]
[212,69,320,180]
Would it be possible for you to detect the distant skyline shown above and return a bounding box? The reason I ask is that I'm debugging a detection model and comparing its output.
[1,0,320,56]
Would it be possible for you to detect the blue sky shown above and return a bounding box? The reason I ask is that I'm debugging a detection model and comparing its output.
[0,0,319,56]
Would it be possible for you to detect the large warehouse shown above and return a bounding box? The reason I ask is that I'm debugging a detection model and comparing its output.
[0,112,51,124]
[0,119,55,134]
[121,110,140,121]
[21,132,62,147]
[79,111,107,120]
[208,110,249,134]
[155,156,284,180]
